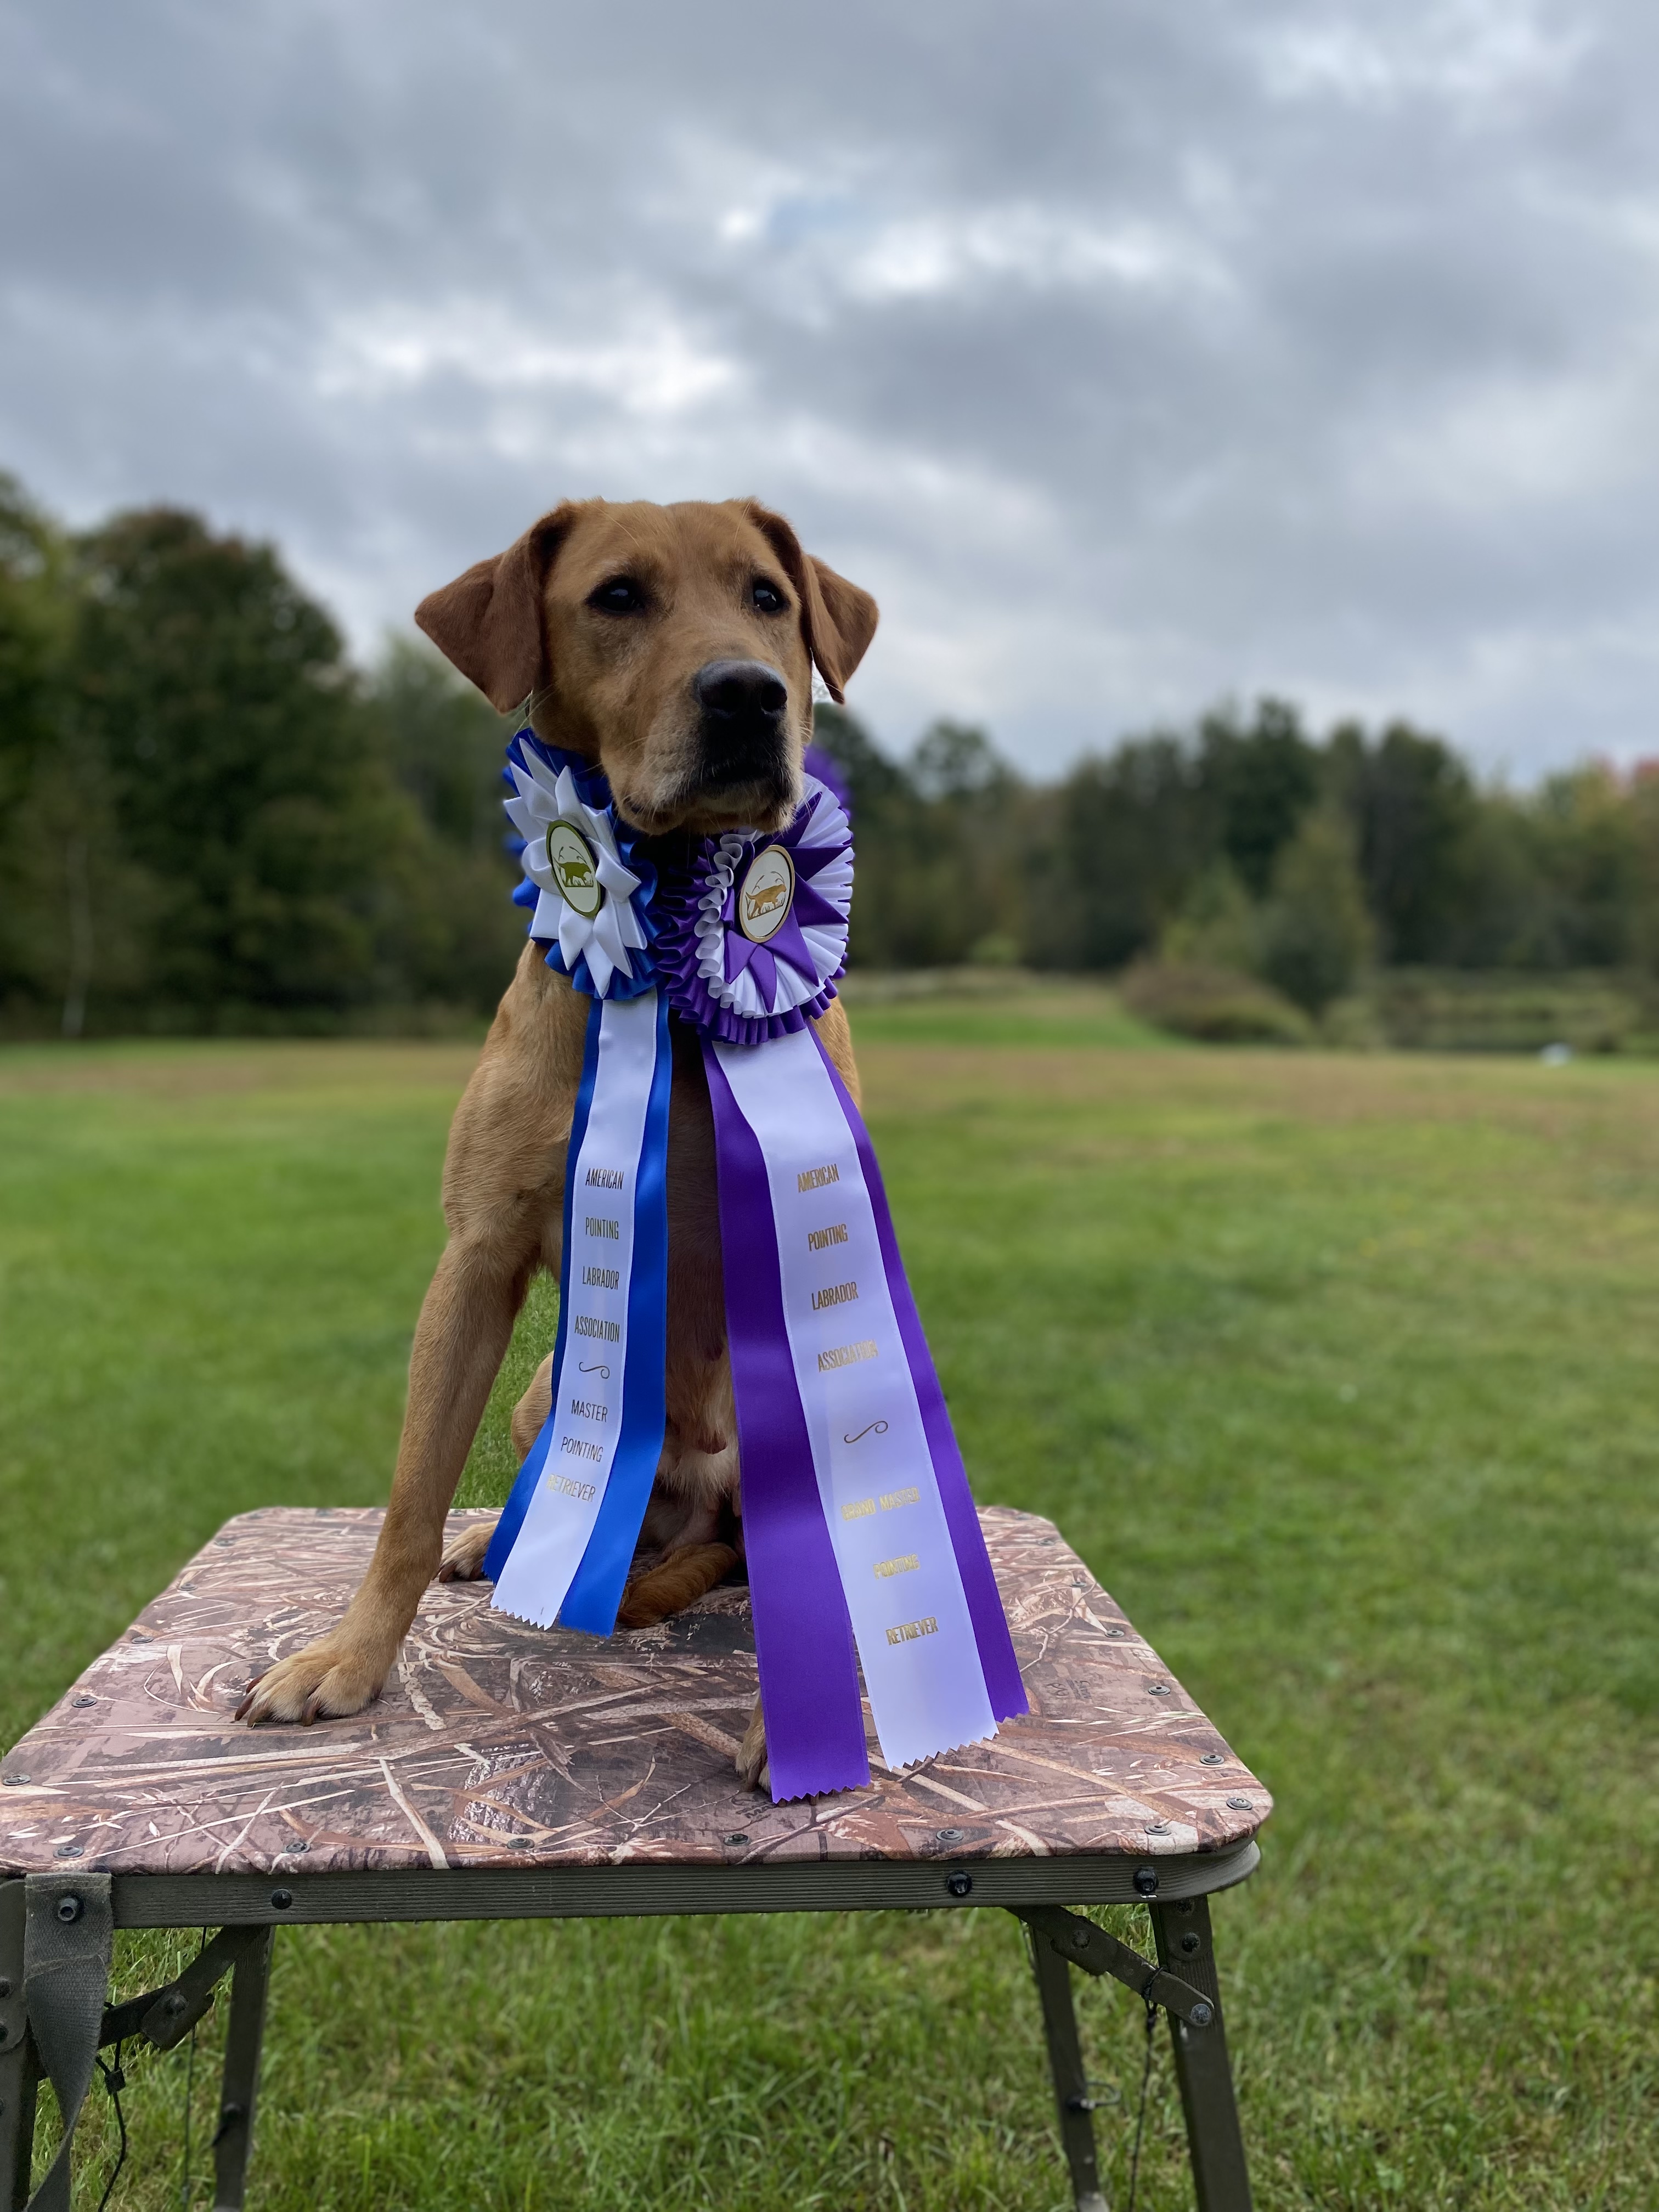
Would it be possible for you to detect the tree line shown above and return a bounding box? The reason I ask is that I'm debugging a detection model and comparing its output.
[815,697,1659,1023]
[4,471,1656,1040]
[0,479,521,1035]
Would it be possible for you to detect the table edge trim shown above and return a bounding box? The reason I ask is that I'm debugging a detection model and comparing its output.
[63,1841,1262,1927]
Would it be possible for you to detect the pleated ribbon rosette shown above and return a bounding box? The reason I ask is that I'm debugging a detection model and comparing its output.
[486,735,1027,1799]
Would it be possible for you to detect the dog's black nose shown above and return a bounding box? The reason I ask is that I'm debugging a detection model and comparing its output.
[694,660,788,724]
[693,659,789,792]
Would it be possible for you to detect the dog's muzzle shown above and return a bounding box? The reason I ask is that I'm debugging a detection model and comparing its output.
[692,658,790,798]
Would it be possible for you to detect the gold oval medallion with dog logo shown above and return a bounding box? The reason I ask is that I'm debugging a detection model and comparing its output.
[737,845,795,943]
[545,821,603,917]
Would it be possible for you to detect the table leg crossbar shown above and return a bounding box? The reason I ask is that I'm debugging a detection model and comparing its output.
[1,1875,1250,2210]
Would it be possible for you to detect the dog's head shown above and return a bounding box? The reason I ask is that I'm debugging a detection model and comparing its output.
[414,498,878,836]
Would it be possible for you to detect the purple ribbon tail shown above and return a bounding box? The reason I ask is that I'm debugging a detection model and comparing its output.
[814,1036,1030,1723]
[703,1040,871,1800]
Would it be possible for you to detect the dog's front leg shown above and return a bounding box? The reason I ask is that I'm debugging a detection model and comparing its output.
[238,1227,536,1722]
[436,1349,553,1584]
[240,949,584,1724]
[736,1696,768,1791]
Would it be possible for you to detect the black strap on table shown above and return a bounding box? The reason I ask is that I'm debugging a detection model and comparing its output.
[21,1874,114,2212]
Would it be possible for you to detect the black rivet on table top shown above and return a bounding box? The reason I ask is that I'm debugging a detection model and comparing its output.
[1226,1796,1254,1810]
[54,1843,82,1859]
[1105,1628,1127,1639]
[2,1775,28,1787]
[723,1832,749,1846]
[934,1827,966,1845]
[1148,1683,1172,1696]
[1144,1820,1171,1836]
[1200,1752,1224,1765]
[71,1694,95,1708]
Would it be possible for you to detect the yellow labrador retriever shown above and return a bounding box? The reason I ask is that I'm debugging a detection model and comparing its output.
[238,498,877,1788]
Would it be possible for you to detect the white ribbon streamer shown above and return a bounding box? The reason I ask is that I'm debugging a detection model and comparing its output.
[492,992,661,1628]
[713,1029,998,1770]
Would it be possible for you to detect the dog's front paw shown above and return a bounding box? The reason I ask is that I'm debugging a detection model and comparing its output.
[735,1695,769,1792]
[437,1517,499,1583]
[236,1632,391,1726]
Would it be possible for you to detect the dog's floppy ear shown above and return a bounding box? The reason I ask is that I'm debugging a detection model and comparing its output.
[414,505,577,714]
[741,501,879,706]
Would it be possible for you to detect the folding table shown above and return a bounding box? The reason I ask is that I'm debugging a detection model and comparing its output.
[0,1504,1268,2210]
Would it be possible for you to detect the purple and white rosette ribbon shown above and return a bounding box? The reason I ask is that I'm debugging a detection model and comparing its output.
[661,775,853,1046]
[662,777,1027,1801]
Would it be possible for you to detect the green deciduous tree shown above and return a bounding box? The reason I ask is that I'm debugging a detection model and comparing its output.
[0,474,67,805]
[1200,697,1321,897]
[71,506,394,1018]
[812,708,1030,968]
[1258,805,1375,1014]
[364,638,526,1011]
[1,491,526,1036]
[1033,735,1209,970]
[0,478,89,1030]
[1330,720,1479,963]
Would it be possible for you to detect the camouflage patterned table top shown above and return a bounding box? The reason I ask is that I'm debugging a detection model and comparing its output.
[0,1507,1269,1877]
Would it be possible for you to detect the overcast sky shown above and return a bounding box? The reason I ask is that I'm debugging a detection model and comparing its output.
[3,1,1656,779]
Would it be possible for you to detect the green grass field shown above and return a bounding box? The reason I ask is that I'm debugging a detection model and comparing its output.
[3,997,1657,2209]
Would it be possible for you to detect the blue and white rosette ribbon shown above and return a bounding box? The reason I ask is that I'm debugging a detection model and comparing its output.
[482,745,1026,1799]
[482,735,672,1633]
[501,731,656,1001]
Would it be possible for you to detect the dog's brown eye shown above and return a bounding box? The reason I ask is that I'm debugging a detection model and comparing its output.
[752,579,786,615]
[589,577,647,614]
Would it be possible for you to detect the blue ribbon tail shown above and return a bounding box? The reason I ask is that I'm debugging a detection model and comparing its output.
[558,992,673,1631]
[482,998,605,1583]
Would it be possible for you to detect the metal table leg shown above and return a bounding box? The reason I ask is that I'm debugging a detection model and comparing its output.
[0,1884,38,2212]
[212,1927,273,2212]
[1026,1917,1110,2212]
[1148,1895,1252,2212]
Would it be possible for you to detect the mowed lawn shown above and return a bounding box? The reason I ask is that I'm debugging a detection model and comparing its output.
[2,998,1657,2210]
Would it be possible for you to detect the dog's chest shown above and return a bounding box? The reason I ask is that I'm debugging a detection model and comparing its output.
[664,1017,724,1325]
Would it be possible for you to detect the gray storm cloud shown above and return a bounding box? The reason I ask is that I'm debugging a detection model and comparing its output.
[2,0,1655,775]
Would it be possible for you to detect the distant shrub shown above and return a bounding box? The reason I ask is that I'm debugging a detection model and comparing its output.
[1119,959,1313,1045]
[1369,970,1646,1054]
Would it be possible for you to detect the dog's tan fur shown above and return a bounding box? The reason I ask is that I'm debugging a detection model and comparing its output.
[238,499,877,1791]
